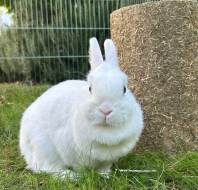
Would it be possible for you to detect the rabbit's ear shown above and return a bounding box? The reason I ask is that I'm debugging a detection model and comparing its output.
[104,39,118,67]
[89,37,103,70]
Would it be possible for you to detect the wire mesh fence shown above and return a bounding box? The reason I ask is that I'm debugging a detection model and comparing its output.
[0,0,159,84]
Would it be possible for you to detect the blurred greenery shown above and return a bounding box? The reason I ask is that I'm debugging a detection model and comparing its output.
[0,0,10,8]
[0,0,158,84]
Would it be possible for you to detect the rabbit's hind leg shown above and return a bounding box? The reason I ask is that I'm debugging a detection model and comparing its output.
[23,133,66,174]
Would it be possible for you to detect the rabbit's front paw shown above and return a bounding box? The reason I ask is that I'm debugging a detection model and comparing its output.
[97,163,112,178]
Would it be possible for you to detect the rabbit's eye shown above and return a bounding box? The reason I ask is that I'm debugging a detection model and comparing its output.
[89,86,92,93]
[123,86,126,94]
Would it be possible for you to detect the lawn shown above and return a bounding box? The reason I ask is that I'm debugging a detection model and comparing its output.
[0,83,197,190]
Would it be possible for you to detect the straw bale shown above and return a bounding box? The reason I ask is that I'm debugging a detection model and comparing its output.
[111,0,198,153]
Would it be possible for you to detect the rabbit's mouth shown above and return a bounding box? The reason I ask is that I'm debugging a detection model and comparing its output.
[92,115,110,127]
[100,120,112,127]
[98,123,111,128]
[98,115,114,127]
[87,109,124,127]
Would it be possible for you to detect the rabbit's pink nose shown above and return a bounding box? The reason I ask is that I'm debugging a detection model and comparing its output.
[99,109,112,116]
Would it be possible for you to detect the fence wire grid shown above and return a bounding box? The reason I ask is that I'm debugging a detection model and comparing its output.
[0,0,159,84]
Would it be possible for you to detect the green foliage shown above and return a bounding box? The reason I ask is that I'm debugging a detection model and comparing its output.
[0,0,10,8]
[0,83,197,189]
[0,30,31,82]
[0,0,118,83]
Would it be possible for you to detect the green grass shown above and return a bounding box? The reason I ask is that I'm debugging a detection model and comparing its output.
[0,83,197,190]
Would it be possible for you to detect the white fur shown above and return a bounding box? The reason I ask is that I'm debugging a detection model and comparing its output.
[19,38,144,174]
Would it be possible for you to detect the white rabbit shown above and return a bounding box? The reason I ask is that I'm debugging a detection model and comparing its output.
[19,38,144,175]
